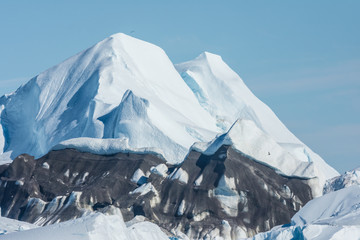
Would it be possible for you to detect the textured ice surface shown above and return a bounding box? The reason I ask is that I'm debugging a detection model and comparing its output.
[210,175,243,217]
[130,183,156,196]
[192,119,335,196]
[324,166,360,194]
[248,185,360,240]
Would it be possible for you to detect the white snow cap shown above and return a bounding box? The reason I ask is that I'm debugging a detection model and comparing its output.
[0,33,217,164]
[0,33,337,191]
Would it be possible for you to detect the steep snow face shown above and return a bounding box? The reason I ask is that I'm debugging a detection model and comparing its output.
[176,52,338,181]
[192,119,336,196]
[323,166,360,194]
[0,33,217,163]
[248,185,360,240]
[1,207,169,240]
[175,52,298,143]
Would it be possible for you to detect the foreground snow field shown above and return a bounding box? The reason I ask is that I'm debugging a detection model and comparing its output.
[0,207,169,240]
[0,216,37,235]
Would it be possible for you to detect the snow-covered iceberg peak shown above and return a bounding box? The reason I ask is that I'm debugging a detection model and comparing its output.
[0,33,337,186]
[176,51,298,143]
[0,33,217,162]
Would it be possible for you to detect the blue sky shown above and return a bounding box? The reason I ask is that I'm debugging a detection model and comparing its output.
[0,1,359,173]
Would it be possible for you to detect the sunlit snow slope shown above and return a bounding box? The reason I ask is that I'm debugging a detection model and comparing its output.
[0,33,217,164]
[175,52,299,142]
[176,53,338,188]
[0,33,338,190]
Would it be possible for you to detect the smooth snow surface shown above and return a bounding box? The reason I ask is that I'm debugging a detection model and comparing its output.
[292,185,360,227]
[1,207,168,240]
[323,166,360,194]
[150,164,168,177]
[53,137,166,159]
[0,33,337,189]
[170,168,189,184]
[248,185,360,240]
[176,52,298,142]
[0,216,37,235]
